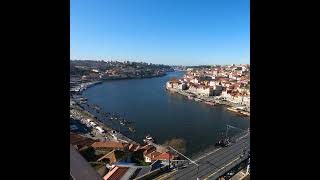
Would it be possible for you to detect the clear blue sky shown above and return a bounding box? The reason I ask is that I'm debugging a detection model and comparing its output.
[71,0,249,65]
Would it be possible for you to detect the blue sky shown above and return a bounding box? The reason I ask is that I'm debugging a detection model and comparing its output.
[71,0,249,65]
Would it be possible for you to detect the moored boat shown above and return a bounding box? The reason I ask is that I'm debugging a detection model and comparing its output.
[205,101,215,106]
[129,127,136,132]
[143,135,155,143]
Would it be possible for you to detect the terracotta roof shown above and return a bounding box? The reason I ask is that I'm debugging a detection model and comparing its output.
[140,144,153,150]
[70,133,96,148]
[104,166,129,180]
[91,141,129,149]
[128,144,141,152]
[146,151,161,159]
[152,152,176,161]
[144,146,156,155]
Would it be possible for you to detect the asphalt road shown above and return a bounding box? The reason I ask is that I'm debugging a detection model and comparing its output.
[162,132,250,180]
[70,144,102,180]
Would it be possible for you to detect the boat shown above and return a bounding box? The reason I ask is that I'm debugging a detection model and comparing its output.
[188,96,194,100]
[120,120,125,126]
[227,107,240,113]
[205,101,215,106]
[129,127,136,133]
[194,98,202,102]
[240,111,250,116]
[143,135,155,143]
[92,104,101,110]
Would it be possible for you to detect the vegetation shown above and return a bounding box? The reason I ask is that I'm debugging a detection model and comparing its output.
[70,65,91,76]
[79,147,104,162]
[163,138,187,154]
[136,160,150,166]
[131,151,150,166]
[90,162,105,170]
[70,60,173,73]
[80,147,96,161]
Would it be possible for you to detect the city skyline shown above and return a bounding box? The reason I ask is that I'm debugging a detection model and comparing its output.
[71,0,250,66]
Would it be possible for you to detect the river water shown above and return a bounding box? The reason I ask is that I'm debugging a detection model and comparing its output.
[82,71,249,156]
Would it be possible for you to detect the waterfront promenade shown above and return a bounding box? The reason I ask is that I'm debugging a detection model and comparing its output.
[166,87,250,117]
[70,103,138,144]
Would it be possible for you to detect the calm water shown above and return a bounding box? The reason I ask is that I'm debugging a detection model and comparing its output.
[82,71,249,156]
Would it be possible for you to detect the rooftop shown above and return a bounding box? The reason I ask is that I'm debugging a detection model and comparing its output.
[103,166,129,180]
[91,141,129,149]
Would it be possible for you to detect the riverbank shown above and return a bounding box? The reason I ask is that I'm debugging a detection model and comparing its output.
[70,103,138,144]
[81,71,249,155]
[166,87,250,117]
[101,72,167,81]
[71,71,173,95]
[70,80,103,94]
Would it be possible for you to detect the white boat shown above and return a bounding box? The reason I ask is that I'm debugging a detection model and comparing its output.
[205,102,215,106]
[120,120,125,126]
[143,135,154,143]
[188,96,193,100]
[194,98,202,102]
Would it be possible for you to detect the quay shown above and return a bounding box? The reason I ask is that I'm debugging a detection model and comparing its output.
[70,102,138,144]
[70,80,102,94]
[166,87,250,117]
[227,107,250,117]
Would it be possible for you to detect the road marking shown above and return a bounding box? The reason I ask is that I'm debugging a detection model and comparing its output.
[155,170,177,180]
[194,148,222,162]
[236,133,249,141]
[204,157,240,179]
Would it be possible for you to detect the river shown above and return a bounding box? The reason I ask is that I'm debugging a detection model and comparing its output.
[82,71,250,156]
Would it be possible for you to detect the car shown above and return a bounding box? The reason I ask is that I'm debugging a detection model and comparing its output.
[215,138,231,147]
[227,172,234,176]
[178,165,188,169]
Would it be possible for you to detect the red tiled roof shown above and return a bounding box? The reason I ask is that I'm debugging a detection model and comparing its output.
[144,146,156,155]
[104,166,129,180]
[140,144,153,150]
[152,152,176,161]
[70,133,96,148]
[146,151,162,159]
[91,141,129,149]
[128,144,141,152]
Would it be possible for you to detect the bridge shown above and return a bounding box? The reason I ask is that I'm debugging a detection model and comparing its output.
[157,131,250,180]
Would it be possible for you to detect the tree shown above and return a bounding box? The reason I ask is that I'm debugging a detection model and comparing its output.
[163,138,187,154]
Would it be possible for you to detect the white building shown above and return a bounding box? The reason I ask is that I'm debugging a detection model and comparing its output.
[189,85,213,96]
[241,96,250,107]
[209,81,215,87]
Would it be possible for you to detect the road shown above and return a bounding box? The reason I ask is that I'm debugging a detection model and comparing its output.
[70,144,102,180]
[160,132,250,180]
